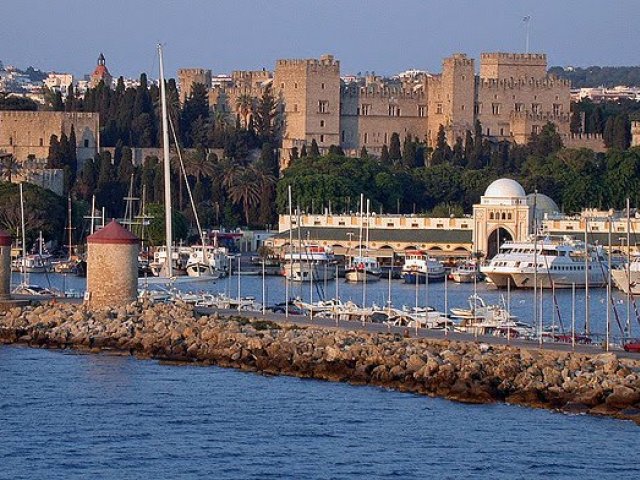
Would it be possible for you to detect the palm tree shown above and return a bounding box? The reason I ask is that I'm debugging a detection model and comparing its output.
[0,153,19,183]
[226,165,261,226]
[235,93,254,129]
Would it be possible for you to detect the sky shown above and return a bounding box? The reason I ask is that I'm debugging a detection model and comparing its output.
[1,0,637,79]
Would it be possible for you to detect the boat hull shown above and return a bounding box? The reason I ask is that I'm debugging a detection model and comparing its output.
[402,271,445,284]
[344,270,381,283]
[611,269,640,295]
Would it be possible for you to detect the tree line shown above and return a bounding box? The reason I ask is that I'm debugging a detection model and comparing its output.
[278,122,640,217]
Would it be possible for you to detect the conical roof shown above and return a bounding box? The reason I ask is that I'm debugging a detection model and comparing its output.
[87,220,139,245]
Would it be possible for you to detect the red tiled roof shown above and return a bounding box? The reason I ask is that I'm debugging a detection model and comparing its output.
[87,220,139,245]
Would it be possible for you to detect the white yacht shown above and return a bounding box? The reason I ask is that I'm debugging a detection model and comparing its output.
[481,235,610,289]
[448,261,481,283]
[12,254,53,274]
[611,254,640,295]
[450,295,533,338]
[282,245,336,282]
[186,245,230,278]
[149,246,191,276]
[401,250,446,284]
[345,255,382,283]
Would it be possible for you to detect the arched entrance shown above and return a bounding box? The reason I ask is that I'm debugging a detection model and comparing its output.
[487,227,513,259]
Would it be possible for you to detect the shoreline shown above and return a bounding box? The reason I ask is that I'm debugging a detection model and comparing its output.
[1,302,639,425]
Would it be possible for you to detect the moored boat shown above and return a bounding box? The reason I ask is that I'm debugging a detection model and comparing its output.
[401,250,445,284]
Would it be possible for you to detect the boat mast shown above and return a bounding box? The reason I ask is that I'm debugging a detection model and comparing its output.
[357,193,364,266]
[533,191,538,342]
[363,198,369,308]
[626,197,631,337]
[158,43,173,278]
[66,195,73,261]
[19,183,27,286]
[285,185,292,317]
[584,216,589,335]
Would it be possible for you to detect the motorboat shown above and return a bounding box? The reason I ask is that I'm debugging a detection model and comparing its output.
[401,250,446,284]
[282,245,336,282]
[611,253,640,294]
[187,244,230,278]
[345,255,382,283]
[450,294,533,337]
[448,261,482,283]
[481,235,612,289]
[12,254,53,274]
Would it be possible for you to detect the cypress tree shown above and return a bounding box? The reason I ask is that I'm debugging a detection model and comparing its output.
[68,126,78,180]
[300,144,308,158]
[389,132,401,162]
[47,134,62,169]
[452,136,464,166]
[401,134,417,168]
[603,117,615,148]
[380,144,390,165]
[360,146,368,158]
[612,114,631,150]
[310,139,320,157]
[290,147,299,162]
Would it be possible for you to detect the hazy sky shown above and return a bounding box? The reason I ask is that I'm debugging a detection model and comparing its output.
[1,0,637,79]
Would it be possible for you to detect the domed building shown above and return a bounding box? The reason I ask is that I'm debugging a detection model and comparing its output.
[90,53,112,88]
[472,178,531,258]
[526,192,560,224]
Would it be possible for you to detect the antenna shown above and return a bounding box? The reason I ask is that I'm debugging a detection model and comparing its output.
[522,15,532,53]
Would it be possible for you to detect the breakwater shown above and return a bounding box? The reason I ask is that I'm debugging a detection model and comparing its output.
[1,302,639,424]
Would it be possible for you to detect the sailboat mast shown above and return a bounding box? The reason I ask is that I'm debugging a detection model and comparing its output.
[19,183,27,285]
[158,43,173,277]
[67,195,73,261]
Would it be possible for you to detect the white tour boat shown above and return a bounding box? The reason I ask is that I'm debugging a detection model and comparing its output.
[481,235,611,289]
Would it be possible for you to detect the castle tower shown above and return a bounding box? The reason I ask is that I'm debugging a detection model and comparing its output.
[0,229,11,300]
[426,54,475,146]
[86,220,139,309]
[90,53,112,88]
[274,54,340,168]
[178,68,212,104]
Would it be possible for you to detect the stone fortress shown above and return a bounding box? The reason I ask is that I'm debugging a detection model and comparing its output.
[178,52,576,166]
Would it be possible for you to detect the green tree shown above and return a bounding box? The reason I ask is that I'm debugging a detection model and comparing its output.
[309,139,320,157]
[254,86,278,143]
[145,203,189,246]
[380,144,391,165]
[389,132,401,162]
[401,134,417,168]
[235,93,254,129]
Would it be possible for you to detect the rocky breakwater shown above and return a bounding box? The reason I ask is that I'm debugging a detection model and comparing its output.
[1,302,640,424]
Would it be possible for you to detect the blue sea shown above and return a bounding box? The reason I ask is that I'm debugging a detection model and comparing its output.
[1,345,638,479]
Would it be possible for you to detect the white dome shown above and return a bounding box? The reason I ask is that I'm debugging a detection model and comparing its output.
[527,193,560,215]
[484,178,526,198]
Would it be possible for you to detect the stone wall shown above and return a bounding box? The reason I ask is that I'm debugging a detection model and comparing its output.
[0,111,99,168]
[178,68,212,103]
[1,302,639,424]
[86,243,139,308]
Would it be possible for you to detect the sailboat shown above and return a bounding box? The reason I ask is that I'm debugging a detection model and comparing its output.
[12,183,59,296]
[139,45,213,286]
[345,196,381,283]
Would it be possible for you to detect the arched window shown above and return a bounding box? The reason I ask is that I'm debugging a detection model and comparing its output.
[501,212,506,220]
[489,212,494,220]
